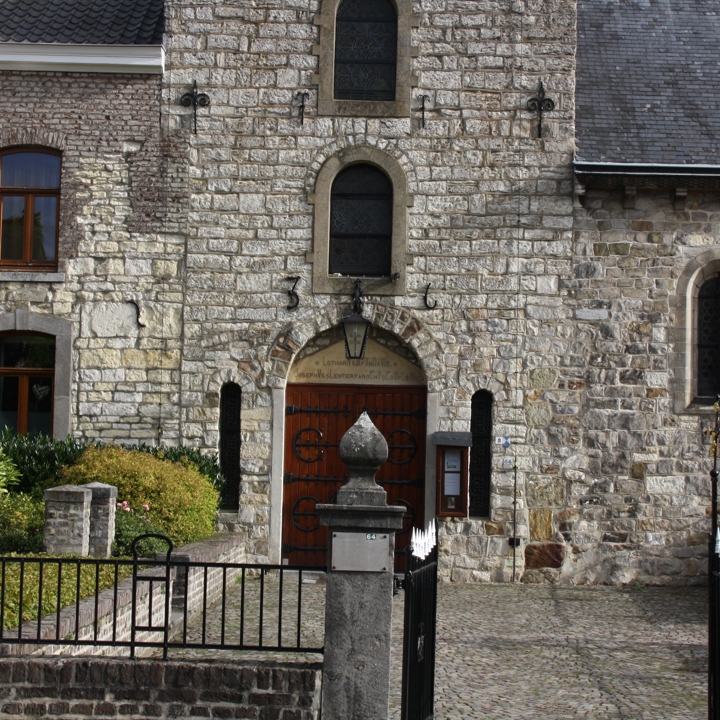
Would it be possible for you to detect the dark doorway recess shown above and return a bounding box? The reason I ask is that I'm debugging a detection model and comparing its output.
[219,382,241,510]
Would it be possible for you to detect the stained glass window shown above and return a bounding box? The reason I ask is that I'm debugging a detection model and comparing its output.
[698,277,720,397]
[469,390,492,517]
[334,0,397,101]
[330,163,392,276]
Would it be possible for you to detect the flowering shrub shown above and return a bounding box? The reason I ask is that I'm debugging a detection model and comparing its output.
[60,446,219,548]
[112,500,166,557]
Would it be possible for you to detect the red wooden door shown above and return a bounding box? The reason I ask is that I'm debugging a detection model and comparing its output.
[282,383,426,570]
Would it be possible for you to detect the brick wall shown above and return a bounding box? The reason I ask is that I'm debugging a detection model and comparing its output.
[0,71,188,444]
[0,657,321,720]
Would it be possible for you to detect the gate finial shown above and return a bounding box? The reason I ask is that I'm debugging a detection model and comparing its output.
[337,411,388,506]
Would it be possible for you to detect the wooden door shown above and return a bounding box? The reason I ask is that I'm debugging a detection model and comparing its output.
[282,383,426,570]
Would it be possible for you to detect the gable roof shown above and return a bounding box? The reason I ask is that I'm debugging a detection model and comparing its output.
[576,0,720,166]
[0,0,164,45]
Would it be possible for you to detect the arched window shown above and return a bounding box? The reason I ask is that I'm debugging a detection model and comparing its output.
[330,163,392,276]
[334,0,397,101]
[0,333,55,435]
[219,382,241,510]
[469,390,493,517]
[697,276,720,398]
[0,148,61,269]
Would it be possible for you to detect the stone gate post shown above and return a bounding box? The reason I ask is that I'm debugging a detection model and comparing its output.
[317,411,405,720]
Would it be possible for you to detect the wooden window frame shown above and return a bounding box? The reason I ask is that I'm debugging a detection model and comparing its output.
[0,147,61,271]
[0,331,55,436]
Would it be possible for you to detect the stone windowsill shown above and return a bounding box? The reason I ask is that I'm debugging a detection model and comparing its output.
[0,271,65,282]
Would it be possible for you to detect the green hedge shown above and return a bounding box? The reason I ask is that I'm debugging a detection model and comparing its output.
[60,446,219,548]
[0,493,45,554]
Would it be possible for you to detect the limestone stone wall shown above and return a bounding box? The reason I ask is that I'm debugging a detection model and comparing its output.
[1,0,717,584]
[163,0,578,567]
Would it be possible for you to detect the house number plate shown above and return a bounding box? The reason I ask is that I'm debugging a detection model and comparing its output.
[331,531,390,572]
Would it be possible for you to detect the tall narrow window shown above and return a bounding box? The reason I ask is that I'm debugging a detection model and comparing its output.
[469,390,492,517]
[0,333,55,436]
[697,276,720,398]
[0,149,60,270]
[330,163,392,276]
[219,383,241,510]
[334,0,397,101]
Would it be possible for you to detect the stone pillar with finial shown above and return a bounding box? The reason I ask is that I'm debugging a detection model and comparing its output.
[317,411,405,720]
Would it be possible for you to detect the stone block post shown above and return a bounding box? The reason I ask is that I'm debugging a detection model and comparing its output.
[43,485,92,555]
[80,482,118,557]
[318,412,405,720]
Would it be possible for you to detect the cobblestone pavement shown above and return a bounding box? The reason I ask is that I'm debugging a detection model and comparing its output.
[171,578,708,720]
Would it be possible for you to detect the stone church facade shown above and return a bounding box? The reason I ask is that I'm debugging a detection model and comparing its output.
[0,0,717,584]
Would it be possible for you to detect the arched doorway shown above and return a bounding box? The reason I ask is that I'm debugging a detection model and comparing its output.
[282,328,427,570]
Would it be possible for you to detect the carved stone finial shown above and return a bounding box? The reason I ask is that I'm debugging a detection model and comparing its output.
[337,411,388,506]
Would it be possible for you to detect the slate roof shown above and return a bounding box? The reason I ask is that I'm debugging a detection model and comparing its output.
[0,0,164,45]
[576,0,720,166]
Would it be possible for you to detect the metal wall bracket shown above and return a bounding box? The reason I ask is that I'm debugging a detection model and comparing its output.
[527,81,555,139]
[297,91,310,125]
[180,80,210,134]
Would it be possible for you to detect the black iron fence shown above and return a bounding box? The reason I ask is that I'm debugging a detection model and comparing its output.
[401,540,438,720]
[0,535,325,658]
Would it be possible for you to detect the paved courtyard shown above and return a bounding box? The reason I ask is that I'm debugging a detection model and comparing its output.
[422,583,707,720]
[173,579,708,720]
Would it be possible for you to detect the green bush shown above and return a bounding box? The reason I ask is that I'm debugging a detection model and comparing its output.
[0,429,88,497]
[60,446,219,547]
[0,556,133,630]
[125,443,225,493]
[0,448,19,494]
[0,493,45,553]
[112,500,168,557]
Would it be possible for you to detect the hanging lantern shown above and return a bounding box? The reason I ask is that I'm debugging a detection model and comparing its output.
[341,279,371,359]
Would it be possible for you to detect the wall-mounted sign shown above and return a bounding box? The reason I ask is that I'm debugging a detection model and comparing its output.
[331,531,391,572]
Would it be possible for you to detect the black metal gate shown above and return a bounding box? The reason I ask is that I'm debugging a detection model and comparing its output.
[710,532,720,719]
[401,540,438,720]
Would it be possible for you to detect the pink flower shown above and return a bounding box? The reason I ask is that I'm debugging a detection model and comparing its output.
[143,504,150,511]
[124,506,131,512]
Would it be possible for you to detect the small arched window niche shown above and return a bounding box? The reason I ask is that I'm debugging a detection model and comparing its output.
[308,146,413,296]
[671,251,720,412]
[312,0,417,117]
[469,390,493,518]
[0,148,61,271]
[219,382,242,511]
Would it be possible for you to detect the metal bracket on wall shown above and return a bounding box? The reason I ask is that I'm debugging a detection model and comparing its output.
[417,94,430,128]
[180,80,210,134]
[526,81,555,139]
[297,91,310,125]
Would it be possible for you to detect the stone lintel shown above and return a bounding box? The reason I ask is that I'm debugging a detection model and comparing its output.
[317,503,405,530]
